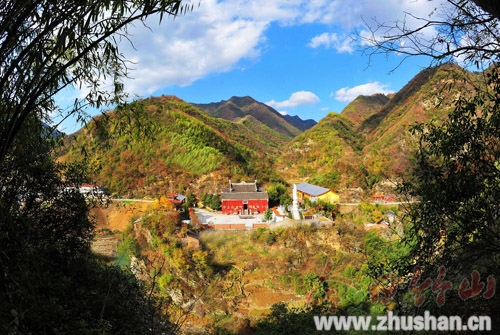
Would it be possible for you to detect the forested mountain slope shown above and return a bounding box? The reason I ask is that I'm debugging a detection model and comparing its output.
[192,96,310,137]
[61,64,480,199]
[277,63,478,194]
[61,96,288,197]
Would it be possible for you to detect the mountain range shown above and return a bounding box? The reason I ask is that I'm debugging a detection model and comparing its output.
[191,96,316,136]
[60,63,478,200]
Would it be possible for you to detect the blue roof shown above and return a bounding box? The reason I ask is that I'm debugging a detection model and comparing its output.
[296,182,330,196]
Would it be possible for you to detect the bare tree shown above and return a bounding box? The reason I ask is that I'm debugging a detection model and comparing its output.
[362,0,500,70]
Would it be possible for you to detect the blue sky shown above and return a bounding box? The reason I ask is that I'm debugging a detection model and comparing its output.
[56,0,448,133]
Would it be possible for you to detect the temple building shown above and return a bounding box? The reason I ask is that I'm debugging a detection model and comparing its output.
[295,182,340,204]
[221,180,268,215]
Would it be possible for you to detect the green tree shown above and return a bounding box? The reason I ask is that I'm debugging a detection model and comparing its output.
[267,183,290,207]
[304,273,326,300]
[183,191,197,211]
[264,208,273,223]
[0,118,173,333]
[0,0,194,322]
[363,2,500,327]
[201,193,221,210]
[0,0,192,163]
[394,66,500,328]
[401,66,500,271]
[318,200,338,219]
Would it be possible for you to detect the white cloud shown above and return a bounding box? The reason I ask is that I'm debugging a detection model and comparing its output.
[299,0,447,28]
[333,82,394,102]
[120,0,269,95]
[92,0,446,97]
[358,0,449,49]
[308,32,353,53]
[266,91,320,109]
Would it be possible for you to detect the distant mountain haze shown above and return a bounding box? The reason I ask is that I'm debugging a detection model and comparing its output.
[281,114,318,132]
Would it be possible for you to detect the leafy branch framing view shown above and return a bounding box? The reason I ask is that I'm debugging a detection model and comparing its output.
[3,0,500,333]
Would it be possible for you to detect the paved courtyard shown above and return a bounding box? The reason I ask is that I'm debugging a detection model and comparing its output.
[192,207,320,229]
[194,208,266,226]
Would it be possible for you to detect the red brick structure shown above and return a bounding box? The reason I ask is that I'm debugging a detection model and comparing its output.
[370,194,395,203]
[221,180,268,215]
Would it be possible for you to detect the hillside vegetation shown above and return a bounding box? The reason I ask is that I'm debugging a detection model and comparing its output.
[192,96,307,137]
[276,63,480,195]
[277,112,364,190]
[61,96,288,197]
[62,63,483,200]
[116,202,407,334]
[61,63,499,334]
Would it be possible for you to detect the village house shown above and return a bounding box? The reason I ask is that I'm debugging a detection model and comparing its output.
[271,206,287,222]
[221,180,268,215]
[295,182,340,204]
[370,194,395,203]
[167,192,186,210]
[79,183,104,197]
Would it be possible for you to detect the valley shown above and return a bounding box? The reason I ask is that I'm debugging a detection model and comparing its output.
[5,2,500,333]
[90,199,401,333]
[60,63,476,201]
[67,63,492,333]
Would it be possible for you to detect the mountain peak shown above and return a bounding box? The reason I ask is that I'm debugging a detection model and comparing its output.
[192,96,312,137]
[281,114,317,132]
[341,93,390,128]
[227,96,257,107]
